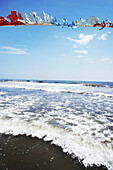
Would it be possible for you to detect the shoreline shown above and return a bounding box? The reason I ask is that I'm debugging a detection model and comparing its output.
[0,134,108,170]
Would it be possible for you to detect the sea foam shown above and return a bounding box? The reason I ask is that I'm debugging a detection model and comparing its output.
[0,81,113,170]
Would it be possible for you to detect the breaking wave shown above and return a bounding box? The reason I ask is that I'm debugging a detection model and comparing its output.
[0,81,113,98]
[0,80,113,170]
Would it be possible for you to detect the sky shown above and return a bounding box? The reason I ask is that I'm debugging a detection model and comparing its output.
[0,0,113,82]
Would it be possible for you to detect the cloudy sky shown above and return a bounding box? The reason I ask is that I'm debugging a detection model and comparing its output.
[0,0,113,81]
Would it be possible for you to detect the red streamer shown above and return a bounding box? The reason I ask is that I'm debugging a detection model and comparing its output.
[0,11,25,26]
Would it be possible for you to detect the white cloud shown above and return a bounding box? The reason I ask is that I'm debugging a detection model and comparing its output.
[66,37,75,42]
[76,33,96,45]
[77,55,88,58]
[73,44,77,48]
[66,33,96,45]
[97,31,111,40]
[0,46,28,55]
[107,31,111,34]
[15,45,27,47]
[98,33,107,40]
[100,57,110,61]
[74,50,88,54]
[0,51,28,55]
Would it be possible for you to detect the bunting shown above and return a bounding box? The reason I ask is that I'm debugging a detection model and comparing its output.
[0,10,113,30]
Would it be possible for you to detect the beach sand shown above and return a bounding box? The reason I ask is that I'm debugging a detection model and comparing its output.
[0,134,107,170]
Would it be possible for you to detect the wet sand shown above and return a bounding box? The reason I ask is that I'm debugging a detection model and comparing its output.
[0,134,107,170]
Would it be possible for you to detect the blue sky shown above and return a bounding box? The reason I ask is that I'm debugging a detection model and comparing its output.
[0,0,113,81]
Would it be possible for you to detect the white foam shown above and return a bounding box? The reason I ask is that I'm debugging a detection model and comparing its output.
[0,117,113,170]
[0,92,7,95]
[0,81,113,170]
[0,81,113,97]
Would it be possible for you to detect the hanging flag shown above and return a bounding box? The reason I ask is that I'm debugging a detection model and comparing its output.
[0,10,113,30]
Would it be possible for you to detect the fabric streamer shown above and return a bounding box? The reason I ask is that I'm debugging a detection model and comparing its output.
[0,10,113,30]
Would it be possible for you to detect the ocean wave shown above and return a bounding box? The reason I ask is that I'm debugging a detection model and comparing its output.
[0,117,113,170]
[0,91,7,95]
[0,79,113,87]
[0,81,113,98]
[83,83,113,88]
[0,81,113,170]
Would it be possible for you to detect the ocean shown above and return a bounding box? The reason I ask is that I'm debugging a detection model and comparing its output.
[0,80,113,170]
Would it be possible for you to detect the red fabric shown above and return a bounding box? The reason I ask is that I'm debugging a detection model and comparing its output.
[107,22,113,28]
[0,10,25,26]
[0,16,10,26]
[93,21,107,30]
[18,12,24,20]
[99,21,106,30]
[94,20,113,29]
[11,11,18,25]
[93,23,101,27]
[109,23,113,27]
[7,14,15,25]
[7,11,25,26]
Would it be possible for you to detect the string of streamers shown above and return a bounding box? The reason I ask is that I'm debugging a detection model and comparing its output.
[0,10,113,30]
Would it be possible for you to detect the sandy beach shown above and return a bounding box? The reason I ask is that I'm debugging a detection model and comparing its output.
[0,134,108,170]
